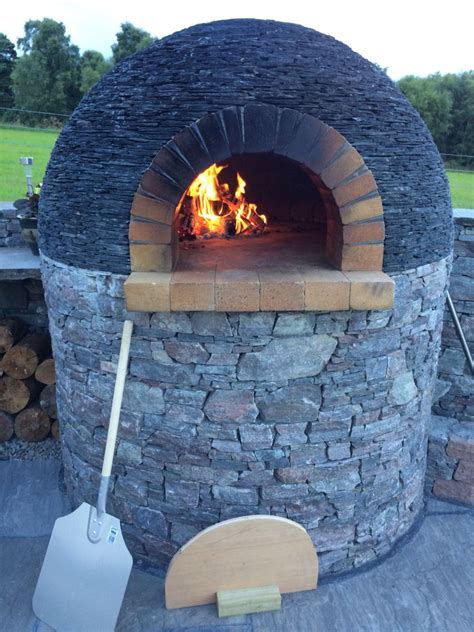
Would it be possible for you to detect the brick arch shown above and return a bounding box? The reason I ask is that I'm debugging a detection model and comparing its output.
[129,105,384,273]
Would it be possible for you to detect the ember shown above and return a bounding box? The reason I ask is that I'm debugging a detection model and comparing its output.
[178,164,268,239]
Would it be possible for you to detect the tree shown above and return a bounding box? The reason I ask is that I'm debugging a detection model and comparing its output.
[111,22,152,64]
[398,74,453,152]
[13,18,82,114]
[80,50,111,94]
[441,72,474,162]
[398,72,474,166]
[0,33,17,108]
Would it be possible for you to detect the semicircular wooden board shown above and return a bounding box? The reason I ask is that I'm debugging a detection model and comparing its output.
[165,515,318,609]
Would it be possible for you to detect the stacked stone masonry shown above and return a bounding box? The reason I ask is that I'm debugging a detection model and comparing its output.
[42,254,449,575]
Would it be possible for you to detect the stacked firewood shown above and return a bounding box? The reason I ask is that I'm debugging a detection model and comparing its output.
[0,319,58,443]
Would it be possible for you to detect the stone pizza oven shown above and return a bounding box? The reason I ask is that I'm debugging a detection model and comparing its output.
[39,20,452,574]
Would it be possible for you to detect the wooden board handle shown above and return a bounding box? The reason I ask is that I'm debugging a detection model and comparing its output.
[102,320,133,477]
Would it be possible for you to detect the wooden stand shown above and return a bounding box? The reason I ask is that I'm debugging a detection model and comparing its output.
[217,585,281,618]
[165,515,318,612]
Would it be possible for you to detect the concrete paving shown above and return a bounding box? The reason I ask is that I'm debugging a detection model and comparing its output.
[1,458,473,632]
[0,460,69,537]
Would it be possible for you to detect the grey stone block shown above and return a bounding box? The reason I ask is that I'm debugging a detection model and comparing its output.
[164,388,209,407]
[191,312,232,336]
[290,445,327,465]
[327,442,351,460]
[238,336,337,382]
[273,313,316,336]
[308,463,360,493]
[258,385,321,421]
[261,483,308,501]
[238,312,275,337]
[166,463,238,485]
[114,477,148,505]
[239,424,274,450]
[438,348,466,376]
[211,439,242,453]
[134,507,167,537]
[165,480,199,508]
[164,339,210,364]
[346,330,401,360]
[165,404,204,425]
[204,390,258,423]
[365,357,388,381]
[130,359,200,385]
[274,423,308,446]
[390,371,418,406]
[123,381,165,414]
[116,441,142,465]
[212,485,258,505]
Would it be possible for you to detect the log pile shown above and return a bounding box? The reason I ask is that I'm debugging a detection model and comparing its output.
[0,319,58,443]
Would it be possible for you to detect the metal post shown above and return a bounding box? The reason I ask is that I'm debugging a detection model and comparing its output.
[446,291,474,374]
[19,157,34,197]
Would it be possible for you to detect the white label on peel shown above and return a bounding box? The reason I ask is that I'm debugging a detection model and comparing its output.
[107,527,118,544]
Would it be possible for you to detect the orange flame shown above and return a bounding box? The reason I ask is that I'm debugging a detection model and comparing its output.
[185,164,267,237]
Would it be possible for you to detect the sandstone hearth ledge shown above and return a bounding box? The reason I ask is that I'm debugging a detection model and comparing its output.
[124,269,394,312]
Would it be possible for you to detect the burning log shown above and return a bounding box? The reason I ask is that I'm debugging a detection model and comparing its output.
[179,164,268,239]
[0,319,24,353]
[14,406,51,442]
[0,376,42,414]
[1,333,50,380]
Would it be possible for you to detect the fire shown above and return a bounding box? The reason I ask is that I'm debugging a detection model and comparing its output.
[181,164,267,238]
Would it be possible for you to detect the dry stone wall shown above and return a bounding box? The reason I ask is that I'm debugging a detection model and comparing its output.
[427,210,474,506]
[42,254,449,575]
[434,211,474,422]
[426,416,474,505]
[0,203,23,248]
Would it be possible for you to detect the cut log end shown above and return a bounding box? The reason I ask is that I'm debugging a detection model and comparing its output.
[0,319,24,353]
[1,333,51,380]
[0,411,14,443]
[14,406,51,442]
[35,358,56,385]
[51,420,60,440]
[40,384,57,419]
[0,376,41,414]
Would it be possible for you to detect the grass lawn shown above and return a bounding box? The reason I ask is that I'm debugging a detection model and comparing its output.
[446,170,474,209]
[0,126,59,200]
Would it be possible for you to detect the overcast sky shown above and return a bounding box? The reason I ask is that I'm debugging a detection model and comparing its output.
[3,0,473,80]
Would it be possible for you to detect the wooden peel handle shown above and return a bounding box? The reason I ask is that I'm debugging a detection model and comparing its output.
[102,320,133,477]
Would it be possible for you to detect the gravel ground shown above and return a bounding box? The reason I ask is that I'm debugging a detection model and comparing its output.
[0,436,61,461]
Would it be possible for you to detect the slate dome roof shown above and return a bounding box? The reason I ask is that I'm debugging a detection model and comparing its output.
[39,19,452,273]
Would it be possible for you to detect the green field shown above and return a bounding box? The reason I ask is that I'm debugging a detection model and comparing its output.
[0,126,59,200]
[0,126,473,208]
[446,170,474,209]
